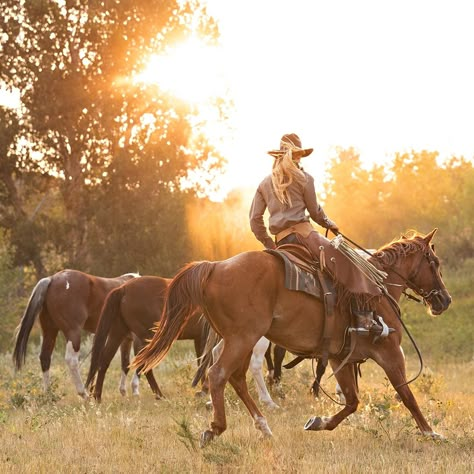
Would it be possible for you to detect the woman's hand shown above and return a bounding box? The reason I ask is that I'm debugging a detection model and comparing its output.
[327,220,340,235]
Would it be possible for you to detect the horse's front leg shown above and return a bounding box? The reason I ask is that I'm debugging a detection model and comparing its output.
[374,344,444,440]
[304,360,359,431]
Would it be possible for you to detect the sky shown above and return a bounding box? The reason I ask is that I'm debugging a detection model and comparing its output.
[200,0,474,197]
[2,0,474,200]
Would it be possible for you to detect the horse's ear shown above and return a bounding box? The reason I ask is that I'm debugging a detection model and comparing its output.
[424,228,438,244]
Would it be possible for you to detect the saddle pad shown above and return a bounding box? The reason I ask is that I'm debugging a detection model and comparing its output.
[265,249,321,299]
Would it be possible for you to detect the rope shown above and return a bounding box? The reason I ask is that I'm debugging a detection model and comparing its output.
[330,234,388,287]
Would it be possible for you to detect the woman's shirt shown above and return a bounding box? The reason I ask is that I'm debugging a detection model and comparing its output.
[249,171,331,248]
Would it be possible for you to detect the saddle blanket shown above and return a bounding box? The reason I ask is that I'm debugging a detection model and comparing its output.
[265,249,321,299]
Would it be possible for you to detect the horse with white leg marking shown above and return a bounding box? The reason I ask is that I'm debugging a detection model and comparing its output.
[132,230,451,446]
[196,332,279,410]
[13,269,140,399]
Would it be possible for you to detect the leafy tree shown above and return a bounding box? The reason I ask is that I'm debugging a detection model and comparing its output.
[0,0,224,277]
[323,148,473,263]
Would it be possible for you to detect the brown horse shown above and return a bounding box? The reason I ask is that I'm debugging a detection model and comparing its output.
[85,276,208,401]
[132,229,452,446]
[13,269,140,399]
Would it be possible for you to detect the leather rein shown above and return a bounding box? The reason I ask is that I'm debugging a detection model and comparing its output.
[337,232,443,389]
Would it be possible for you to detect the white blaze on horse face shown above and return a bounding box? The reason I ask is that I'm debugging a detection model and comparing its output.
[131,372,140,396]
[66,280,70,290]
[64,341,88,399]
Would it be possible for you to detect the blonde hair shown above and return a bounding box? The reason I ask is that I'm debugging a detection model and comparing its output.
[271,148,307,206]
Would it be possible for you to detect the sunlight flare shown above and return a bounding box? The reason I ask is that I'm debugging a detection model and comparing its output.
[136,37,227,105]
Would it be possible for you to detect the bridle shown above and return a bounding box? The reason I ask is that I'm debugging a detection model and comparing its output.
[385,246,443,307]
[337,232,443,306]
[334,233,445,389]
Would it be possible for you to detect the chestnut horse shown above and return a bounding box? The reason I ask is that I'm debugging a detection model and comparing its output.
[13,269,140,399]
[86,276,280,409]
[85,276,208,401]
[132,230,451,446]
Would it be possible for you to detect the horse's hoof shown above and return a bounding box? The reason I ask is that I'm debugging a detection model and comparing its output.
[200,430,215,448]
[423,431,446,441]
[263,401,280,410]
[205,400,213,411]
[304,416,325,431]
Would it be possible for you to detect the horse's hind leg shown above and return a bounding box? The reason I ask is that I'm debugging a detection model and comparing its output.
[229,354,273,437]
[273,345,286,384]
[119,335,133,396]
[304,360,359,432]
[93,326,136,402]
[64,332,88,400]
[375,344,443,439]
[202,338,268,446]
[38,322,58,392]
[132,338,164,399]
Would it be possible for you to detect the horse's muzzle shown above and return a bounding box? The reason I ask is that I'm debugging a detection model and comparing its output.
[428,289,452,316]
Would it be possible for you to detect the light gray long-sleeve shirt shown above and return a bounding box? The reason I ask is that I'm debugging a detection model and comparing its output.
[249,171,332,248]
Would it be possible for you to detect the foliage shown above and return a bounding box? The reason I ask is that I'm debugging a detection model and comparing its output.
[322,148,474,266]
[0,231,28,352]
[0,0,225,276]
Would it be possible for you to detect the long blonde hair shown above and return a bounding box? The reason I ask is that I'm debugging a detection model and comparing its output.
[271,149,307,206]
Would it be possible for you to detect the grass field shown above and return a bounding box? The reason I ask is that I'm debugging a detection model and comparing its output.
[0,339,473,474]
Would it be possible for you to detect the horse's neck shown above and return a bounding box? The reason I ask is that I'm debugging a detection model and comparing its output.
[382,253,418,302]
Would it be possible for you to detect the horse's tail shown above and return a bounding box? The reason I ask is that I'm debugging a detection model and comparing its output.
[191,324,221,388]
[131,261,215,373]
[13,277,52,370]
[86,285,125,389]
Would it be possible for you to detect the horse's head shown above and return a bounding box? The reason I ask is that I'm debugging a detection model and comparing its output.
[403,229,452,316]
[375,228,452,316]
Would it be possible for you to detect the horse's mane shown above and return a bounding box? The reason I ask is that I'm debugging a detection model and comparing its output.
[370,230,429,267]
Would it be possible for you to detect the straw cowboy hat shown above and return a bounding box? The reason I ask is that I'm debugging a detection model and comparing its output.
[267,133,313,159]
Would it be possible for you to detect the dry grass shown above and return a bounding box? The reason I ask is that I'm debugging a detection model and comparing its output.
[0,342,473,474]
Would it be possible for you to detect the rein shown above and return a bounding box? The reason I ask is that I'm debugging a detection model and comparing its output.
[336,232,437,388]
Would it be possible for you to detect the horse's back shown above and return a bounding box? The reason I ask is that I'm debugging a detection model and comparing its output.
[211,251,283,289]
[119,276,171,338]
[203,251,284,329]
[45,270,129,332]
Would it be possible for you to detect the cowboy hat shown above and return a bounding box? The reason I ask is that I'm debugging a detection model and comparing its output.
[267,133,313,158]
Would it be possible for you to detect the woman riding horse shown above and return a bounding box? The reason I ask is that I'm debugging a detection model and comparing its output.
[249,133,383,324]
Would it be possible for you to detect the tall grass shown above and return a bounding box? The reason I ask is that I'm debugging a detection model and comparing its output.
[1,341,473,473]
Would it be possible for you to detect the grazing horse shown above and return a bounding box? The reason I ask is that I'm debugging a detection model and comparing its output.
[13,269,139,399]
[85,276,208,401]
[86,276,279,409]
[132,229,451,446]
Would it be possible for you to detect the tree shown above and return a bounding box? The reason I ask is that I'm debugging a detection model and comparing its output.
[0,0,224,276]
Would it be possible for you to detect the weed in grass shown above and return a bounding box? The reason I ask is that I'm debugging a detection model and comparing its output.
[173,415,198,452]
